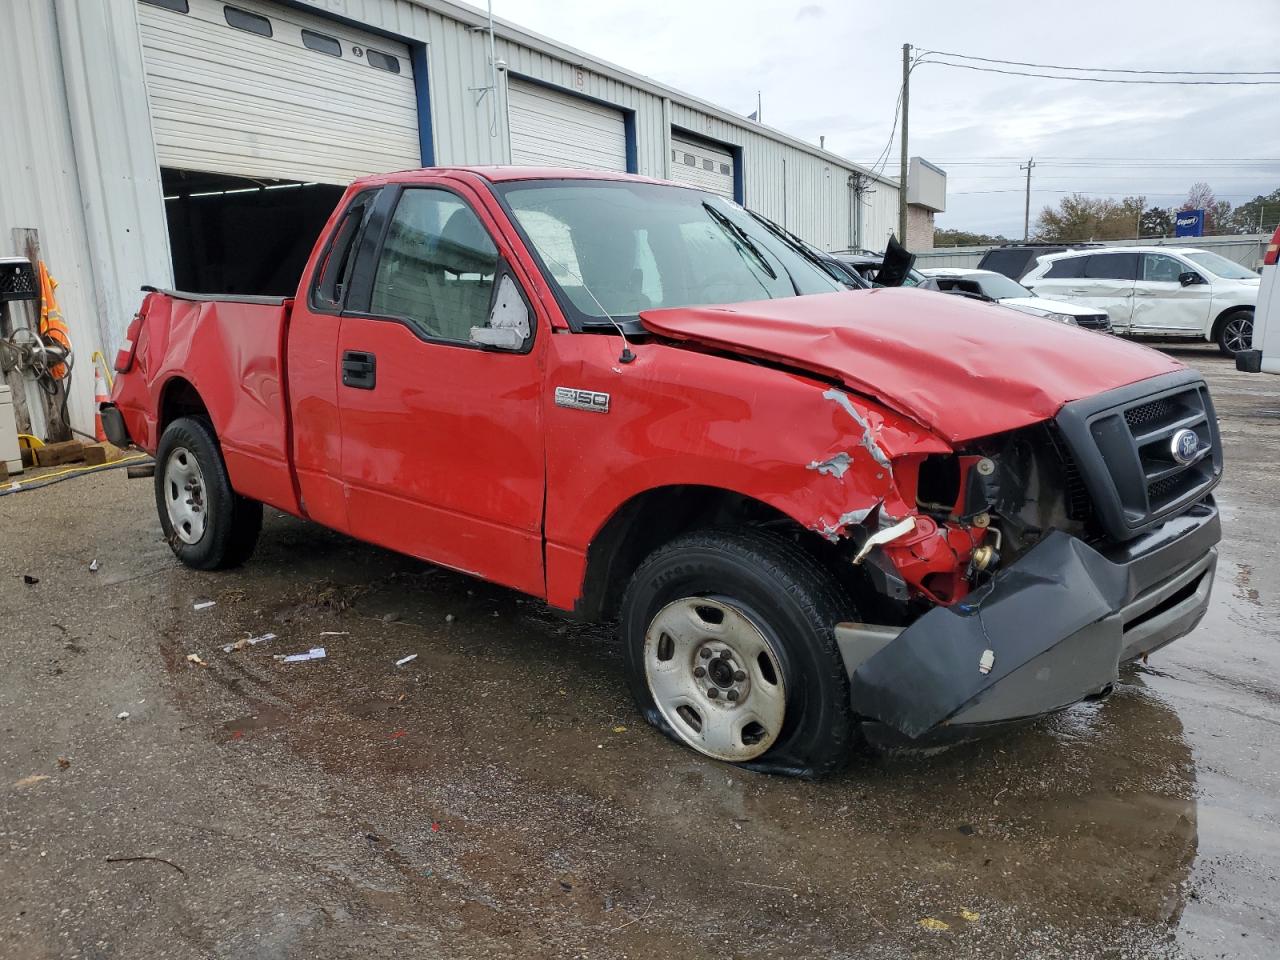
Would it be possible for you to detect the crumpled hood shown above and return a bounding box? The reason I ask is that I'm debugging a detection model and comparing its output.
[640,288,1182,443]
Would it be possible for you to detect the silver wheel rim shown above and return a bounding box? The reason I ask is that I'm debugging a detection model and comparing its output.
[643,597,787,762]
[1224,316,1253,354]
[164,446,208,545]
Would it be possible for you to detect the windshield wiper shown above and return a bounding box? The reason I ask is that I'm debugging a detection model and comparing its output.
[702,202,778,281]
[747,211,854,288]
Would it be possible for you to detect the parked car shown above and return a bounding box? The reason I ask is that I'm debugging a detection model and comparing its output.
[102,167,1222,776]
[1235,224,1280,373]
[976,243,1100,281]
[830,249,931,288]
[1024,246,1259,356]
[920,267,1112,331]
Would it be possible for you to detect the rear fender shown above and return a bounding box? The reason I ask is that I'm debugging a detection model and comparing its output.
[113,292,300,515]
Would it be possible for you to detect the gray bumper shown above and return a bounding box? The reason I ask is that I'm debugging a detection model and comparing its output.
[838,501,1220,739]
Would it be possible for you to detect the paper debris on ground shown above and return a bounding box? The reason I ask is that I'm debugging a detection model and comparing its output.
[395,654,418,668]
[918,917,950,931]
[222,632,276,654]
[185,653,208,668]
[612,726,627,733]
[274,647,326,663]
[318,631,349,637]
[193,601,216,611]
[14,774,51,788]
[89,559,99,573]
[959,909,980,923]
[116,711,130,720]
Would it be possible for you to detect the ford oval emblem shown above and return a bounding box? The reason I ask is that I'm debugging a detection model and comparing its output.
[1170,428,1199,465]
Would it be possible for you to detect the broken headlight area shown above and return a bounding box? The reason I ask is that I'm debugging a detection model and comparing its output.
[835,421,1100,614]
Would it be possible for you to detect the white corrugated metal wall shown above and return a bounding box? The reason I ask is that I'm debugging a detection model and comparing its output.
[1,0,899,436]
[0,0,171,436]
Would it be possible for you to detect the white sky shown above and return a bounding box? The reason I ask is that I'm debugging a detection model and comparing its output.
[497,0,1280,237]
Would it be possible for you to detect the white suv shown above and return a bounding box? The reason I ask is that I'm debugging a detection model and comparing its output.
[1023,246,1259,356]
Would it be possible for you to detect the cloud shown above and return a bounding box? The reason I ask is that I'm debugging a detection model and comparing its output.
[795,4,824,19]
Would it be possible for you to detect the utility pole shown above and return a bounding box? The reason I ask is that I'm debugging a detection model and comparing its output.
[898,43,910,244]
[1019,157,1036,242]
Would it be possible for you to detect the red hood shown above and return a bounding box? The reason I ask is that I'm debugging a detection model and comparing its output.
[639,288,1182,443]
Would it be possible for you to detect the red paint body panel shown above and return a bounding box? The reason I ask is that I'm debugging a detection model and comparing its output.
[640,288,1182,442]
[335,318,547,595]
[539,333,951,610]
[111,292,301,515]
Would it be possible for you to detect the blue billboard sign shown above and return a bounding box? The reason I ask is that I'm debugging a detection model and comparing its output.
[1175,209,1205,237]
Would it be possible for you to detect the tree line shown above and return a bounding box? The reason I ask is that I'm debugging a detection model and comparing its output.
[937,183,1280,247]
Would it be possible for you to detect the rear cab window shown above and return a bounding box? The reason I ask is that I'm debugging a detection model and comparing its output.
[311,191,376,311]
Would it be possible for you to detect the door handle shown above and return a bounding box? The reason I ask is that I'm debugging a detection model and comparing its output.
[1067,288,1088,295]
[341,350,376,389]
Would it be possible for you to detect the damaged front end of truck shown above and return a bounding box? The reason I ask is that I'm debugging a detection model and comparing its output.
[641,291,1223,744]
[822,370,1222,744]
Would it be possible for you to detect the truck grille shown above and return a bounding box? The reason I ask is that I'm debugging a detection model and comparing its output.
[1055,373,1221,542]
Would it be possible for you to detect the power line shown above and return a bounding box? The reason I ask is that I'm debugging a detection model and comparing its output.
[918,57,1280,85]
[915,49,1280,77]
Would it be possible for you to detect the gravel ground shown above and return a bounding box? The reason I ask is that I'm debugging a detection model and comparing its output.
[1,344,1276,959]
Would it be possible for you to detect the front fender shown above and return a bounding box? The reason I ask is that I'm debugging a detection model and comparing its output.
[543,338,950,609]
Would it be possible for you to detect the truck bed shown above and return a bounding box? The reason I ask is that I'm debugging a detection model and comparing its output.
[111,289,300,516]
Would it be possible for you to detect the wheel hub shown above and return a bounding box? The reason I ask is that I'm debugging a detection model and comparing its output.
[642,597,787,762]
[164,446,208,545]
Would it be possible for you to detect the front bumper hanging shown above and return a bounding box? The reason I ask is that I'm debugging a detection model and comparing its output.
[837,500,1220,740]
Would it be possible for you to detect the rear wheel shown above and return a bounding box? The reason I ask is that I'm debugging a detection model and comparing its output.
[155,417,261,570]
[620,528,856,777]
[1216,309,1253,357]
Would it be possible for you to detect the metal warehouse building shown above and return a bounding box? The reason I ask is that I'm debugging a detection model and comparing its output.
[1,0,900,436]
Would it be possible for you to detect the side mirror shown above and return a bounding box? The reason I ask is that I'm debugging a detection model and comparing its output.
[1179,271,1205,286]
[471,275,531,351]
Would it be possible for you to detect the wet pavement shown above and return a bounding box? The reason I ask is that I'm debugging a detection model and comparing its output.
[1,345,1277,959]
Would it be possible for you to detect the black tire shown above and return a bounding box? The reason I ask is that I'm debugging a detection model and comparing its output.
[619,528,856,778]
[154,416,262,570]
[1216,308,1253,357]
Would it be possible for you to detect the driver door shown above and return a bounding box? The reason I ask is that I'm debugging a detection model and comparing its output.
[335,183,547,596]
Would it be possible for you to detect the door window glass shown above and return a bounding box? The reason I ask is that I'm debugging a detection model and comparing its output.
[1143,253,1185,282]
[370,189,499,343]
[1044,256,1086,279]
[1084,253,1138,281]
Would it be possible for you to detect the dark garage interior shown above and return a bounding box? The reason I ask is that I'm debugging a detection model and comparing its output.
[161,168,345,296]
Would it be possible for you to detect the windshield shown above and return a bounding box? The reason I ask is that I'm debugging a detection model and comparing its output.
[497,180,846,325]
[1186,251,1258,280]
[973,272,1033,299]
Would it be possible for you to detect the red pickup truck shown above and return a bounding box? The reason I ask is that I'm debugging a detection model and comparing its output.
[103,167,1222,776]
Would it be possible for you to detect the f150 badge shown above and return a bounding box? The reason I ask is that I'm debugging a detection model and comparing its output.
[555,386,610,413]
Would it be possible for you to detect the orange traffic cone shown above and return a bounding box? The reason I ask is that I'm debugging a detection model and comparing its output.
[94,364,108,442]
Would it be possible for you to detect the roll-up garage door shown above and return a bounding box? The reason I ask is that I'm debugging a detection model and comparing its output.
[137,0,421,184]
[670,135,735,199]
[507,79,627,171]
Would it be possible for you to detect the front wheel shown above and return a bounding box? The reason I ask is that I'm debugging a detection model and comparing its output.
[1216,309,1253,357]
[155,416,262,570]
[619,529,856,777]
